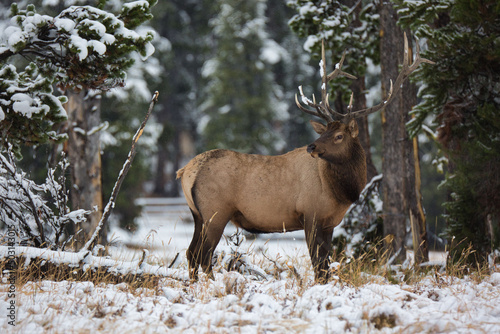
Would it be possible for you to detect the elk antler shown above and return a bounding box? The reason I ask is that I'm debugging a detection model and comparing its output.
[295,39,357,122]
[296,33,435,123]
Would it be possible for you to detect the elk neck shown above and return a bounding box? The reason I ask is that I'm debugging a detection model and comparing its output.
[318,140,367,205]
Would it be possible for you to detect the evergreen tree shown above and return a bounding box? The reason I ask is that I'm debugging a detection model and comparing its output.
[397,0,500,264]
[0,0,156,245]
[0,0,155,154]
[201,0,287,154]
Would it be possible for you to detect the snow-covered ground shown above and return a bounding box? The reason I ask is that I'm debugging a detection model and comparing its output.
[1,205,499,333]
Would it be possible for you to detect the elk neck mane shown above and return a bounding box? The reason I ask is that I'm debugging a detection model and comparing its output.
[319,140,367,205]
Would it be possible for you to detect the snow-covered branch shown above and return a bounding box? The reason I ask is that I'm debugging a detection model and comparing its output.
[0,147,89,249]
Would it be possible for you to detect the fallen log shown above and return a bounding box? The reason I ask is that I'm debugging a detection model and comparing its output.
[0,245,189,287]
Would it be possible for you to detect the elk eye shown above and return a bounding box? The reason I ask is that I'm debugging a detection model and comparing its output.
[335,134,343,141]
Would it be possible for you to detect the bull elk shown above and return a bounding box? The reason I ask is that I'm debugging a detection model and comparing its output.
[177,34,433,282]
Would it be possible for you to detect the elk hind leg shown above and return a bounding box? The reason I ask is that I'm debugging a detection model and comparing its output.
[187,209,204,281]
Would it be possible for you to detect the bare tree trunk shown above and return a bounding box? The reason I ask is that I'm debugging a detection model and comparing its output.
[407,136,429,264]
[379,2,407,264]
[403,33,429,264]
[66,90,105,249]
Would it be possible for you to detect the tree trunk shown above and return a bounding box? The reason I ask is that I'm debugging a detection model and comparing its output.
[66,90,105,249]
[379,5,428,265]
[403,34,429,264]
[379,2,407,264]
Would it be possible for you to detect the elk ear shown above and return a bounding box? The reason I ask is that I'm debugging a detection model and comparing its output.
[310,120,327,135]
[348,119,359,138]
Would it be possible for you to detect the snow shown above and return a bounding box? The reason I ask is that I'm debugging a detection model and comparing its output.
[54,18,76,32]
[6,28,25,50]
[1,264,498,332]
[88,40,106,55]
[1,205,498,333]
[69,34,89,61]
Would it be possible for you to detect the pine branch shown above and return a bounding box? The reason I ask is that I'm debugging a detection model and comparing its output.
[81,91,159,252]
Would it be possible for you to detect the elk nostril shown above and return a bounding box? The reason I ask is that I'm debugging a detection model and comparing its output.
[307,144,316,153]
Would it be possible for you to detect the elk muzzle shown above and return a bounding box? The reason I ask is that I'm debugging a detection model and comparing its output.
[307,143,324,158]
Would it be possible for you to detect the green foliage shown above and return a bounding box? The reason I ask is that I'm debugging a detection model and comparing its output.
[0,63,68,156]
[397,0,500,263]
[443,101,500,263]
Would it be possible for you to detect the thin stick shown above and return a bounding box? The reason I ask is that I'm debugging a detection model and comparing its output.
[81,91,159,252]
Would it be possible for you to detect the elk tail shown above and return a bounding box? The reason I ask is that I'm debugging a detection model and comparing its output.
[176,167,185,179]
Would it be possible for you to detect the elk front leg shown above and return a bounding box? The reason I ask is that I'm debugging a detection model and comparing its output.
[196,210,230,279]
[304,219,333,283]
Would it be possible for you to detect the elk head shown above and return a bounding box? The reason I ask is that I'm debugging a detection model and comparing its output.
[306,119,359,163]
[296,33,434,161]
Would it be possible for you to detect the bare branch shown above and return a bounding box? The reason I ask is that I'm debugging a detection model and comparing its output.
[81,91,159,252]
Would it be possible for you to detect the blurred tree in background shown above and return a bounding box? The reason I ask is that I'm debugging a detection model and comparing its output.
[200,0,288,154]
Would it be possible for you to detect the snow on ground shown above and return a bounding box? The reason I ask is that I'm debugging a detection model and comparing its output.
[2,269,500,333]
[1,204,499,333]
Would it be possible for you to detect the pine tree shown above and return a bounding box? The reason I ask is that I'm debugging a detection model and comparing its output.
[201,0,287,154]
[0,1,155,153]
[266,0,317,152]
[397,0,500,264]
[0,0,156,247]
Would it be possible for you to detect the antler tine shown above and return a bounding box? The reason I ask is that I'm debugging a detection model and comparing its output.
[347,92,354,113]
[295,91,333,122]
[348,32,435,120]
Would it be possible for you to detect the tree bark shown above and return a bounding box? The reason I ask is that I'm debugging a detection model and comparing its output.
[66,90,105,249]
[379,2,407,264]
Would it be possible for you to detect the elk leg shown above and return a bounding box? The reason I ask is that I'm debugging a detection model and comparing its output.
[196,210,231,279]
[304,219,333,283]
[187,209,203,281]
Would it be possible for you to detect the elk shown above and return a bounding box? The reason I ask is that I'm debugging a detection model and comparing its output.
[176,34,433,282]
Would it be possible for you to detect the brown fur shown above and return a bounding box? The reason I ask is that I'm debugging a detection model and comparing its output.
[176,119,367,282]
